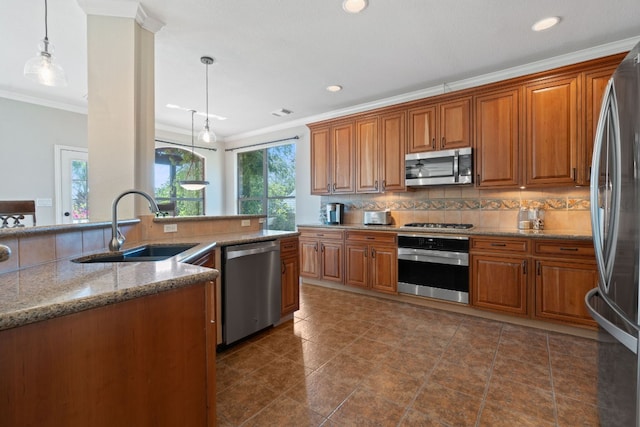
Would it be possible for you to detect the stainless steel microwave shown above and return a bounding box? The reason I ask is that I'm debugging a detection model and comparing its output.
[405,147,473,186]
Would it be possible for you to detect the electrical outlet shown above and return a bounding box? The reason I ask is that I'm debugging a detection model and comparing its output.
[164,224,178,233]
[241,219,250,227]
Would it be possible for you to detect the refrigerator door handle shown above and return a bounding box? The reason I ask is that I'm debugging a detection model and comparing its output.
[590,78,621,293]
[585,288,639,354]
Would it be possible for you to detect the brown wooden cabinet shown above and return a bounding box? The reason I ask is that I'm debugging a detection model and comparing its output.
[280,237,300,316]
[310,121,355,195]
[344,231,397,294]
[355,111,406,193]
[470,237,530,316]
[407,97,471,154]
[299,228,344,283]
[0,283,217,426]
[524,75,579,187]
[533,240,597,327]
[474,87,521,188]
[580,65,618,185]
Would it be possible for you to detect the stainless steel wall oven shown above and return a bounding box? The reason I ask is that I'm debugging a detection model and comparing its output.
[397,233,469,304]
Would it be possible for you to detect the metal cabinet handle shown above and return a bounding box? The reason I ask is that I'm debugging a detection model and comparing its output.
[314,243,318,252]
[327,183,330,192]
[522,260,527,275]
[573,168,577,182]
[281,260,286,274]
[477,173,480,183]
[374,180,378,190]
[321,244,325,252]
[560,247,579,251]
[382,180,386,191]
[490,243,507,247]
[371,248,376,258]
[536,260,541,275]
[333,183,336,192]
[441,137,446,148]
[431,138,436,149]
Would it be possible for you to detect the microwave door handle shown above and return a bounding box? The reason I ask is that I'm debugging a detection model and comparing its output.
[453,150,459,183]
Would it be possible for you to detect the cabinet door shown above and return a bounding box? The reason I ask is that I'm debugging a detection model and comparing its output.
[310,127,331,194]
[534,259,597,326]
[345,243,368,288]
[471,254,528,316]
[525,76,579,186]
[370,244,397,294]
[475,88,520,188]
[379,111,406,192]
[407,105,437,153]
[581,66,617,185]
[439,97,471,150]
[331,122,355,193]
[299,239,320,279]
[281,254,300,316]
[320,241,344,283]
[355,117,379,193]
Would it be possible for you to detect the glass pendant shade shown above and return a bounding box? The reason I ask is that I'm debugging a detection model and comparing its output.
[24,39,67,87]
[179,181,208,191]
[197,122,217,144]
[179,109,209,191]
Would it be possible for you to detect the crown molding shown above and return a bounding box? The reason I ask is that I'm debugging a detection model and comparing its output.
[76,0,165,33]
[0,90,87,115]
[225,35,640,142]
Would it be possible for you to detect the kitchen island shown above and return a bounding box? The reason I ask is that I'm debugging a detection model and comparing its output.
[0,217,298,427]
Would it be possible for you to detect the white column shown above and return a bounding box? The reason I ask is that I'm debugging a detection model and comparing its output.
[79,1,163,221]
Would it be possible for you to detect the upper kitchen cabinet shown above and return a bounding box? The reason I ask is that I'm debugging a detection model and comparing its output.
[310,121,355,195]
[524,74,579,187]
[474,87,521,188]
[580,64,618,185]
[407,96,471,154]
[355,111,406,193]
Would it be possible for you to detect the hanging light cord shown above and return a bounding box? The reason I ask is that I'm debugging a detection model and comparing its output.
[204,61,210,129]
[184,109,197,180]
[43,0,51,54]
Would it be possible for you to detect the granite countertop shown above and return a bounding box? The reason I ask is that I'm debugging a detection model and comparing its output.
[0,229,299,332]
[297,223,593,241]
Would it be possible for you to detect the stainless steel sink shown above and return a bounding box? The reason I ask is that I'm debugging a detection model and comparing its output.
[72,244,198,263]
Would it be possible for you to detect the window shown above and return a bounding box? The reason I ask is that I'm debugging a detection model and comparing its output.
[154,147,205,216]
[237,143,296,231]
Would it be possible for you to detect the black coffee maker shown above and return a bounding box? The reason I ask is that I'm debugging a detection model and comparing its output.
[326,203,344,224]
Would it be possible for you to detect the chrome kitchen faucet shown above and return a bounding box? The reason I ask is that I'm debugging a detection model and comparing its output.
[109,190,160,251]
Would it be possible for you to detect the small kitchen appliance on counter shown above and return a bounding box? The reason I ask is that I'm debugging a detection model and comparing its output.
[363,210,392,225]
[326,203,344,225]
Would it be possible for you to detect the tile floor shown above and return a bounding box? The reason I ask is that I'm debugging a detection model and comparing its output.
[216,283,603,426]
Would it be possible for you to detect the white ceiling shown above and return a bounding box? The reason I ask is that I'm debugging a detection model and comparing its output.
[1,0,640,140]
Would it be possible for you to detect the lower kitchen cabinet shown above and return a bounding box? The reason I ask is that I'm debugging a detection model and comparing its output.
[345,230,397,294]
[471,253,529,316]
[0,282,217,427]
[299,228,344,283]
[533,240,598,327]
[280,237,300,316]
[470,236,598,328]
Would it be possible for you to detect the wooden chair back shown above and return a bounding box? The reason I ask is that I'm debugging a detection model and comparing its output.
[0,200,36,227]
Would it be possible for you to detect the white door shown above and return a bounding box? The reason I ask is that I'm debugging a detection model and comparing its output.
[55,146,89,224]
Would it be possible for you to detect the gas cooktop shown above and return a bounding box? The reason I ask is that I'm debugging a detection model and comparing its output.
[403,223,474,229]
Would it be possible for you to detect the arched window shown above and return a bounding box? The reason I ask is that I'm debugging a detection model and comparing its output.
[154,147,205,216]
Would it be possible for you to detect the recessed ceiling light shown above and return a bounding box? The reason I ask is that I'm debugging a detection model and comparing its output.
[532,16,561,32]
[342,0,368,14]
[326,85,343,92]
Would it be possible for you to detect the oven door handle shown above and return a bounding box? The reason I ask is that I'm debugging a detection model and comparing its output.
[398,248,468,266]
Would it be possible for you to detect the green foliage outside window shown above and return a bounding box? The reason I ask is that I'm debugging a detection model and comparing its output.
[238,143,296,230]
[154,147,205,216]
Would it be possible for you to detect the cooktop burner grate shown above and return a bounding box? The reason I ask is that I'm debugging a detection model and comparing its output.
[403,223,474,229]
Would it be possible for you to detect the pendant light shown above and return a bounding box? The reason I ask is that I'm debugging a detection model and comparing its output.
[197,56,217,144]
[24,0,68,87]
[179,109,210,191]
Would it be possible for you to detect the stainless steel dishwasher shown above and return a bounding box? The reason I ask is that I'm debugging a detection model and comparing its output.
[222,240,281,345]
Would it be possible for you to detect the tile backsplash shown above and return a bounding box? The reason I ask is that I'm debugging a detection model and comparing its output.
[320,186,591,231]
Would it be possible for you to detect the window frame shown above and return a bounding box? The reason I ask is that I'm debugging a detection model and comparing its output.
[154,146,206,216]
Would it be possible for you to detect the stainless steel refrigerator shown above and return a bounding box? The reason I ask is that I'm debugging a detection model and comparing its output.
[586,41,640,427]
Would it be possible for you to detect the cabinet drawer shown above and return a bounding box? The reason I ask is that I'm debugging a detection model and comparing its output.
[298,228,344,241]
[280,237,299,256]
[533,240,595,258]
[345,230,397,244]
[471,237,529,253]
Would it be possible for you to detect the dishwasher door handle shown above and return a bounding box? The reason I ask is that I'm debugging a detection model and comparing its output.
[225,240,279,260]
